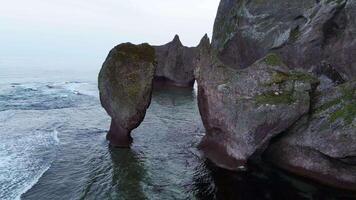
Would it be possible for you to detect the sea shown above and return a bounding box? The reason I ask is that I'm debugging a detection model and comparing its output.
[0,62,356,200]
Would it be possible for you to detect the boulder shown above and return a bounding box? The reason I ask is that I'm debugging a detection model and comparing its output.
[212,0,356,84]
[98,43,156,147]
[196,51,319,170]
[265,80,356,191]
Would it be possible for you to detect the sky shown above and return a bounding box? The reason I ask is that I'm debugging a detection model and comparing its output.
[0,0,220,81]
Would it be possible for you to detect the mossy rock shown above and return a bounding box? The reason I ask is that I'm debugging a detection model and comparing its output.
[113,43,155,63]
[268,70,319,86]
[312,81,355,125]
[329,83,356,124]
[264,53,285,66]
[98,42,156,144]
[255,91,296,105]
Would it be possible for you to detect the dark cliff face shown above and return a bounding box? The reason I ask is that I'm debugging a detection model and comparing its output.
[195,0,356,191]
[196,50,319,170]
[265,81,356,190]
[212,0,356,83]
[153,35,199,87]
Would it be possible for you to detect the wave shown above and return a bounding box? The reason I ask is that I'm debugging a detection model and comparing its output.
[49,81,99,97]
[0,81,99,111]
[52,129,60,144]
[0,109,62,200]
[15,164,52,200]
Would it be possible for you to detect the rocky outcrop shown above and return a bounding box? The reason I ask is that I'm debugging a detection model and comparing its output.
[97,0,356,191]
[98,43,156,147]
[213,0,356,84]
[195,0,356,190]
[154,35,205,87]
[196,50,319,170]
[265,81,356,190]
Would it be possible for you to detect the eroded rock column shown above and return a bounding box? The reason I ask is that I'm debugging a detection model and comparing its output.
[98,43,156,147]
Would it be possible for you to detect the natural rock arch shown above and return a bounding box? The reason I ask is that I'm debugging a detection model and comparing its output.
[98,34,209,147]
[98,0,356,191]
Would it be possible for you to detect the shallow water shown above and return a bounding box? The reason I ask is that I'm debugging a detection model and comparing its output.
[0,80,355,200]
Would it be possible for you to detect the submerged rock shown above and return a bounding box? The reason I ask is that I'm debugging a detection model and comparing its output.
[265,80,356,190]
[98,43,156,147]
[153,35,205,87]
[196,52,319,170]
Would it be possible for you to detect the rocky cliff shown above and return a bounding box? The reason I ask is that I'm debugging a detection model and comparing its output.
[212,0,355,84]
[265,80,356,190]
[153,35,205,87]
[195,0,356,190]
[98,0,356,191]
[196,51,319,170]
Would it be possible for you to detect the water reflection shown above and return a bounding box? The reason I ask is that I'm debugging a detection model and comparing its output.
[152,83,196,107]
[109,147,148,200]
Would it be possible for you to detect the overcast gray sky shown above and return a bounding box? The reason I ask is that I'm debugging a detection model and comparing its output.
[0,0,220,79]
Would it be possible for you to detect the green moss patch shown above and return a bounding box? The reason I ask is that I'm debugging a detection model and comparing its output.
[330,102,356,124]
[269,71,290,85]
[115,43,155,63]
[313,82,355,125]
[328,83,356,124]
[267,70,319,86]
[255,91,295,105]
[289,27,300,42]
[314,97,342,114]
[264,53,284,66]
[288,71,319,83]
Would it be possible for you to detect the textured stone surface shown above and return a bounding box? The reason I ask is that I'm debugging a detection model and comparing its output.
[98,43,156,147]
[265,80,356,190]
[153,35,206,87]
[213,0,356,84]
[196,51,318,170]
[197,0,356,190]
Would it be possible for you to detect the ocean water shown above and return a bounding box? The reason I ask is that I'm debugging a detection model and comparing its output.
[0,77,356,200]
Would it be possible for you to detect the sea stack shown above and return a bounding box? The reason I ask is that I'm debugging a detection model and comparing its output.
[98,43,156,147]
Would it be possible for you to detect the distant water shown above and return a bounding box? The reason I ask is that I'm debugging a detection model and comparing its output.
[0,78,356,200]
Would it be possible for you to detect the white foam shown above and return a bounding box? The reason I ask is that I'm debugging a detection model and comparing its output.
[0,112,60,200]
[52,129,60,144]
[63,82,99,97]
[15,164,51,200]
